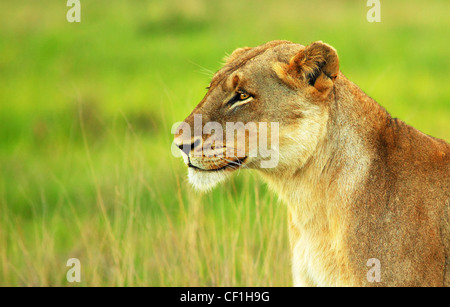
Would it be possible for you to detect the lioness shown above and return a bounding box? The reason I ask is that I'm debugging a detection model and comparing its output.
[173,40,450,286]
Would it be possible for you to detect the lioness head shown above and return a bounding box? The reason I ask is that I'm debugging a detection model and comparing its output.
[173,40,339,191]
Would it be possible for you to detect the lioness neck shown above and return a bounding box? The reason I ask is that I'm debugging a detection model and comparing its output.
[260,73,389,286]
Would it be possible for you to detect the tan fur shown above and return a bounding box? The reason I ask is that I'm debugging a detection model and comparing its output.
[174,40,450,286]
[224,47,252,64]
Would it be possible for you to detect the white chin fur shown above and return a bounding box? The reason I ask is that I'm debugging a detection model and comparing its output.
[187,168,229,191]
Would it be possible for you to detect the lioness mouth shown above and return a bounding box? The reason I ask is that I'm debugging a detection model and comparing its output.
[188,157,247,172]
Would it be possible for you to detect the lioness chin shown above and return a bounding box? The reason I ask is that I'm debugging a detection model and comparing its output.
[174,40,450,287]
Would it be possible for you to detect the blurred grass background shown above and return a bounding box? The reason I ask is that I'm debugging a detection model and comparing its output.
[0,0,448,286]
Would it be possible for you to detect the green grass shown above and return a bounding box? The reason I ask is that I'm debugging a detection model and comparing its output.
[0,0,449,286]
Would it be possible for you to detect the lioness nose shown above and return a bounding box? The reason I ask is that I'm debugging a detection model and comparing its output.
[177,139,201,156]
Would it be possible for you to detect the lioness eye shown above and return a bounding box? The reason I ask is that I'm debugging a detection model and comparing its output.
[239,92,249,100]
[225,90,252,108]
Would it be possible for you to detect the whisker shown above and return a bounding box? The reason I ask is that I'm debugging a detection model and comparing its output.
[189,60,215,78]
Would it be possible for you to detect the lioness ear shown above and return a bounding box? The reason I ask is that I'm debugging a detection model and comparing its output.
[282,41,339,92]
[224,47,252,64]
